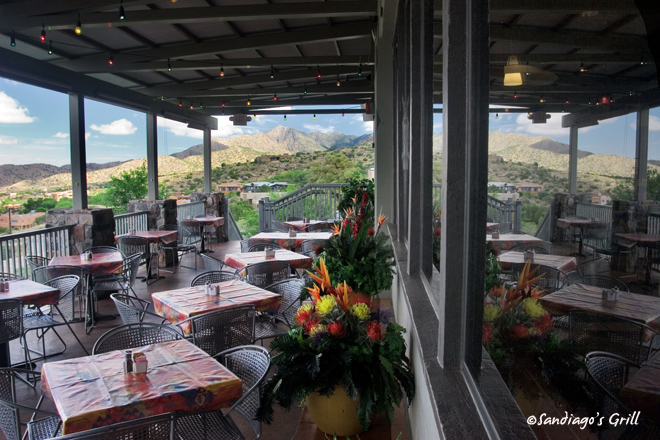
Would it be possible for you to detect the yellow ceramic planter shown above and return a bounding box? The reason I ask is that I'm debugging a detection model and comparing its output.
[306,385,364,437]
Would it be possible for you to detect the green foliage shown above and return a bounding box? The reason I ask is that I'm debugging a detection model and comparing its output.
[104,163,148,214]
[270,169,310,188]
[159,182,171,200]
[54,198,73,209]
[228,197,259,237]
[256,185,272,192]
[20,198,56,213]
[309,154,362,183]
[35,215,46,225]
[521,203,547,225]
[337,177,374,222]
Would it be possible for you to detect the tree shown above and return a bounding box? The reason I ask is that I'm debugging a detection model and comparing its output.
[104,163,148,213]
[309,154,361,183]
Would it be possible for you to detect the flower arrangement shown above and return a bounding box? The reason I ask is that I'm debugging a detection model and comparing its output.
[257,258,415,431]
[320,178,394,297]
[483,261,555,372]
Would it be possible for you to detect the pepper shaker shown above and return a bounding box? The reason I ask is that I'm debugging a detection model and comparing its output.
[123,350,133,374]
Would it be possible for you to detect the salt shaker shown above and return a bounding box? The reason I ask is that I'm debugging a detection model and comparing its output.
[205,281,211,295]
[0,278,7,292]
[123,350,133,374]
[214,284,220,296]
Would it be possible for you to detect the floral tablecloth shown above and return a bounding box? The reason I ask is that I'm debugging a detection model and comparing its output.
[0,279,59,306]
[497,252,577,272]
[224,249,313,270]
[192,216,224,227]
[282,220,331,231]
[41,339,242,435]
[249,231,334,250]
[152,279,282,333]
[50,252,124,274]
[116,230,177,244]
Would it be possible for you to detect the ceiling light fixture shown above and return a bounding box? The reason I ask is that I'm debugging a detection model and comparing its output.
[10,31,15,47]
[270,65,274,79]
[284,114,287,121]
[503,55,557,86]
[273,92,277,101]
[40,24,46,42]
[220,64,225,77]
[119,1,125,20]
[316,65,321,78]
[539,97,545,103]
[108,54,113,65]
[336,74,340,87]
[640,53,647,65]
[167,59,172,72]
[75,14,82,35]
[358,63,362,76]
[247,96,251,106]
[579,62,587,72]
[303,84,308,95]
[313,114,316,119]
[48,40,53,54]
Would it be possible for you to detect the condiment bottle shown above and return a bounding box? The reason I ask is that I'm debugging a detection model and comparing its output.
[0,278,7,292]
[205,281,211,295]
[123,350,133,374]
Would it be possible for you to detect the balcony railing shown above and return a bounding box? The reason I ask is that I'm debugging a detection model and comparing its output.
[177,201,205,220]
[258,184,347,231]
[0,225,73,278]
[486,196,522,232]
[114,211,148,235]
[576,202,612,224]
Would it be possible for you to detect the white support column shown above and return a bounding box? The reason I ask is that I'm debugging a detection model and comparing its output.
[69,93,88,210]
[569,125,578,194]
[635,108,649,201]
[203,128,212,193]
[146,113,159,200]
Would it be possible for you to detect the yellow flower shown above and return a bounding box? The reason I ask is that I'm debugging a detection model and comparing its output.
[523,298,545,319]
[351,303,371,320]
[483,304,500,323]
[316,295,336,316]
[309,324,327,337]
[297,303,314,315]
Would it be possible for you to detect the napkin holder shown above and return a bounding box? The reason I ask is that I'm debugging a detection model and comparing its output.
[288,229,297,237]
[601,287,619,302]
[265,249,276,258]
[491,231,500,239]
[523,249,534,263]
[129,229,136,235]
[133,352,148,373]
[80,251,93,261]
[303,217,310,223]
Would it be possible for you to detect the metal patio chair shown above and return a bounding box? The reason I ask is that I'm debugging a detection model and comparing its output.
[201,253,225,271]
[191,270,242,287]
[92,322,182,355]
[242,261,292,289]
[42,412,175,440]
[254,279,305,344]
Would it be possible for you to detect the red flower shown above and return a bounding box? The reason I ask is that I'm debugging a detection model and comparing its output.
[295,308,313,326]
[313,245,323,255]
[327,321,346,338]
[303,317,319,334]
[434,227,441,237]
[367,227,374,236]
[366,321,383,341]
[362,191,369,207]
[533,314,553,335]
[482,323,494,344]
[510,324,529,339]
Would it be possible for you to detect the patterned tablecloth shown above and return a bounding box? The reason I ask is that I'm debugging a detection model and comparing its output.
[116,230,177,244]
[282,220,331,231]
[0,279,60,306]
[192,216,225,227]
[152,279,282,333]
[621,351,660,423]
[497,252,577,272]
[487,233,542,253]
[224,249,313,270]
[249,231,334,250]
[50,252,124,274]
[41,339,242,435]
[539,283,660,339]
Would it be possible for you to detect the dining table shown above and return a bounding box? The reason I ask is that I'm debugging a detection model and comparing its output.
[40,339,243,435]
[49,252,124,333]
[0,279,60,367]
[115,230,177,245]
[615,233,660,285]
[556,217,606,257]
[249,231,334,250]
[224,249,313,271]
[486,222,500,233]
[620,350,660,423]
[487,233,542,254]
[152,278,282,334]
[189,216,224,253]
[497,252,577,272]
[539,283,660,339]
[282,219,331,231]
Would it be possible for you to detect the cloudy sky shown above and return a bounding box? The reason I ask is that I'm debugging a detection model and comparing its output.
[1,78,660,166]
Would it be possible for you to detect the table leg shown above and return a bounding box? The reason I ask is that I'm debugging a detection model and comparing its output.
[141,252,165,284]
[85,273,119,335]
[0,342,9,368]
[198,224,214,253]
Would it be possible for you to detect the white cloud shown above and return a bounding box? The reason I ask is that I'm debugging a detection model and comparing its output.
[214,116,257,137]
[0,91,35,123]
[433,122,443,132]
[85,132,91,140]
[649,115,660,131]
[303,124,335,134]
[362,120,374,133]
[90,118,137,135]
[54,132,69,139]
[158,118,203,139]
[515,113,569,136]
[0,136,17,145]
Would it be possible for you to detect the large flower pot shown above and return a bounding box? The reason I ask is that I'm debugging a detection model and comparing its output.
[306,385,364,437]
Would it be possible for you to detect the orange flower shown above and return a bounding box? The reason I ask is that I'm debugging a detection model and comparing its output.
[351,196,357,204]
[307,257,332,291]
[328,321,346,338]
[334,281,351,311]
[305,284,322,303]
[378,214,387,227]
[332,224,341,235]
[510,324,529,339]
[346,207,354,218]
[489,285,506,298]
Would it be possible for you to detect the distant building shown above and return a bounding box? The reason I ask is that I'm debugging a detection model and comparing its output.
[218,183,244,193]
[487,181,516,193]
[368,167,375,179]
[0,211,45,230]
[516,183,543,193]
[239,192,271,206]
[243,181,288,192]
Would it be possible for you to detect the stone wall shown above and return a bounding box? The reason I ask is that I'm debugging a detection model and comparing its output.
[128,199,177,230]
[553,193,593,219]
[46,208,115,253]
[612,200,660,233]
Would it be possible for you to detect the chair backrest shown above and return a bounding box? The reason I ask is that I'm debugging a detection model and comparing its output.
[117,237,149,263]
[0,274,24,281]
[584,351,638,421]
[509,241,552,254]
[570,311,649,364]
[179,221,202,246]
[201,254,224,271]
[183,305,256,356]
[216,345,271,438]
[509,263,567,293]
[24,255,49,280]
[300,239,325,254]
[578,275,630,292]
[240,239,251,252]
[44,275,80,322]
[123,253,143,286]
[305,222,330,232]
[0,367,30,440]
[0,299,22,345]
[92,323,182,355]
[242,261,291,288]
[247,242,284,252]
[110,293,150,325]
[86,246,123,255]
[265,279,305,326]
[190,270,240,287]
[53,412,175,440]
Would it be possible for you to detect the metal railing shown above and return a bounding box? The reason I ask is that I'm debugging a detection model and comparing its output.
[576,202,612,224]
[177,201,205,220]
[114,211,148,235]
[0,225,73,279]
[259,184,347,231]
[486,196,522,233]
[222,197,243,241]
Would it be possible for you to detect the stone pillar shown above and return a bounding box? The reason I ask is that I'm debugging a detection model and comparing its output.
[189,192,227,242]
[128,199,177,230]
[46,208,115,254]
